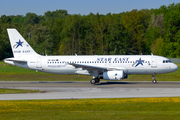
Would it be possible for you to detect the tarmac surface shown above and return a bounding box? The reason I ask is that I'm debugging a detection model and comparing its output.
[0,81,180,100]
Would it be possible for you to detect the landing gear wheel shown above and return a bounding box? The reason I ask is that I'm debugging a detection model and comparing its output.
[90,78,100,84]
[95,78,100,83]
[90,79,96,84]
[152,79,157,84]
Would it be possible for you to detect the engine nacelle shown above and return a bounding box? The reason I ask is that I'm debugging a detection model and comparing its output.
[102,71,124,80]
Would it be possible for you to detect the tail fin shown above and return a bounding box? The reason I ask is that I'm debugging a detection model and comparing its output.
[7,29,39,58]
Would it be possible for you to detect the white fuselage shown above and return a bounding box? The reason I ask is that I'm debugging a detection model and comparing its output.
[6,55,178,77]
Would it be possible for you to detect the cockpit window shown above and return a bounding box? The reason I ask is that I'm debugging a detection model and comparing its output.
[163,60,171,63]
[167,60,171,63]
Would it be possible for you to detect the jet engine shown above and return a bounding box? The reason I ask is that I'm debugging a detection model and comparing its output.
[100,71,126,80]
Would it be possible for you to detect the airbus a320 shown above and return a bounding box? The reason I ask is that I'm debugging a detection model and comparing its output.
[4,29,178,84]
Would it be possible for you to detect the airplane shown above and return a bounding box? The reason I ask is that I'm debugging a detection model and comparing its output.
[4,29,178,84]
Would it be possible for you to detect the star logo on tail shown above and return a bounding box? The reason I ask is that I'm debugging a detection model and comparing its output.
[16,40,23,48]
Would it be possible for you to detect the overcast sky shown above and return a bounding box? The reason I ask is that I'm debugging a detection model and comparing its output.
[0,0,179,16]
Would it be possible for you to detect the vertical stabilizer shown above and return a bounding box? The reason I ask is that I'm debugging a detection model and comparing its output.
[7,29,39,58]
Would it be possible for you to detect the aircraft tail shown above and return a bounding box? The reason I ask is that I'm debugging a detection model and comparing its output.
[7,29,39,58]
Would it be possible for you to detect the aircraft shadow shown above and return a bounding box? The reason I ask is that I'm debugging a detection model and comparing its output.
[32,81,75,84]
[96,81,138,85]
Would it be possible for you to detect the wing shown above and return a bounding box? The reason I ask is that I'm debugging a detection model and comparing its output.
[69,63,107,74]
[69,63,127,75]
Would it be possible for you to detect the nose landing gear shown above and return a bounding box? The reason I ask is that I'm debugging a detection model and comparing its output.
[152,74,157,83]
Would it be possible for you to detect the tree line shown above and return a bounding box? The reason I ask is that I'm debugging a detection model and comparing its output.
[0,3,180,60]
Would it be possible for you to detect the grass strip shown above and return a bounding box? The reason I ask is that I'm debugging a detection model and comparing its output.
[0,97,180,120]
[0,88,42,94]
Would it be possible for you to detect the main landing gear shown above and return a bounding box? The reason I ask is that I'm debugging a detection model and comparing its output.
[90,78,100,84]
[152,74,157,84]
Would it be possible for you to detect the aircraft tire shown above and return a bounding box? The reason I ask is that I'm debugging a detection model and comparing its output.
[90,79,96,84]
[95,78,100,83]
[152,79,157,84]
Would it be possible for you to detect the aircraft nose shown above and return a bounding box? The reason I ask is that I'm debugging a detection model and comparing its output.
[173,64,178,71]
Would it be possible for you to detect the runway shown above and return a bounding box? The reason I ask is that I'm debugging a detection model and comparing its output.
[0,81,180,100]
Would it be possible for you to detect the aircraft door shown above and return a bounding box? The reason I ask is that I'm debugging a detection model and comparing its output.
[36,57,42,68]
[151,57,157,68]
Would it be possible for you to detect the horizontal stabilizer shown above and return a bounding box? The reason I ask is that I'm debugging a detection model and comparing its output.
[4,58,27,63]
